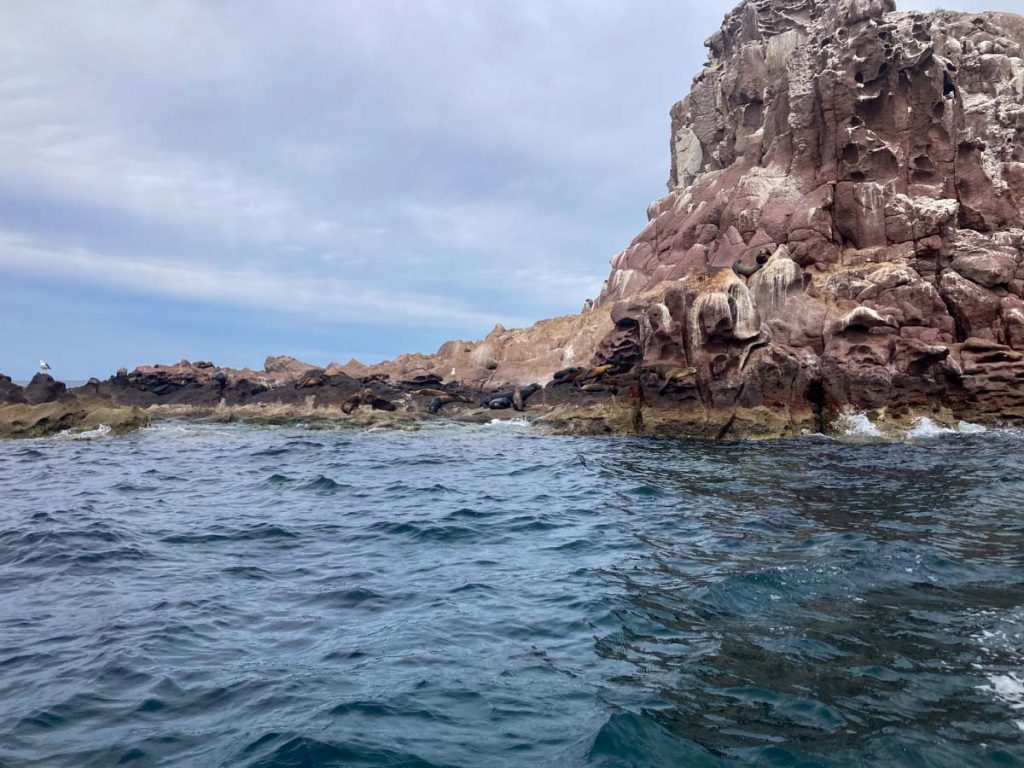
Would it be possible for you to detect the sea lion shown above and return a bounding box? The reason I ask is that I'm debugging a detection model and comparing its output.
[657,367,698,395]
[514,383,541,411]
[638,362,678,377]
[551,366,582,385]
[401,374,444,388]
[411,388,450,398]
[483,396,513,410]
[575,364,613,386]
[732,250,770,278]
[342,387,380,414]
[482,384,540,410]
[371,398,397,411]
[428,394,473,414]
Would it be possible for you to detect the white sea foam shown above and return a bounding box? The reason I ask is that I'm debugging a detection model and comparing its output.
[487,417,530,427]
[838,411,884,438]
[974,610,1024,733]
[61,424,112,440]
[906,417,955,440]
[957,420,988,435]
[983,674,1024,732]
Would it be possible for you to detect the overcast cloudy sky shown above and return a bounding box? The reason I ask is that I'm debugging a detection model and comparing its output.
[0,0,1017,379]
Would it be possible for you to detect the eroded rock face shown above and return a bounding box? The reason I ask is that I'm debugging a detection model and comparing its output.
[584,0,1024,426]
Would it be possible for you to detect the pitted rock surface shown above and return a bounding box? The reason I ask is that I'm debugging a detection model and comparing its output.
[585,0,1024,424]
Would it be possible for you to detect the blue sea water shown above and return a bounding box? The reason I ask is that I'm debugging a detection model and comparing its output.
[1,419,1023,767]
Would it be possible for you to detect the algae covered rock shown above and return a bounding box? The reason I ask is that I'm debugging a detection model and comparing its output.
[0,397,150,439]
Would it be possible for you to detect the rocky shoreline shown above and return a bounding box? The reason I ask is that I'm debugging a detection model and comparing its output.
[0,374,149,439]
[0,353,1014,441]
[6,0,1024,440]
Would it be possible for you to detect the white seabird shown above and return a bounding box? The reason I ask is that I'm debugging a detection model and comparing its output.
[38,360,51,373]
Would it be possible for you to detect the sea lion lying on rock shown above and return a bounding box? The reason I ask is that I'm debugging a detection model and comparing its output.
[411,388,451,398]
[551,367,583,385]
[482,384,541,411]
[732,250,770,279]
[428,394,474,414]
[574,365,614,387]
[342,387,398,414]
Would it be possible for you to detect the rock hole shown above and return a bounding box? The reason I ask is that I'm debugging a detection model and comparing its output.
[943,72,956,98]
[806,380,826,433]
[913,154,936,172]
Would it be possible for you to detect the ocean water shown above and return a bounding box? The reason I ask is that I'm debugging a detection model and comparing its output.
[1,421,1023,767]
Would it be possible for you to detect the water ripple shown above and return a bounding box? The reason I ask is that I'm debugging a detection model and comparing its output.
[1,423,1023,766]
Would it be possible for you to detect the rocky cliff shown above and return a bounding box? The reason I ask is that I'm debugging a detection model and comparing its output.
[576,0,1024,430]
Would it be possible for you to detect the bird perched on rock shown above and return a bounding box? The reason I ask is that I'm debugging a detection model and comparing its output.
[38,360,51,373]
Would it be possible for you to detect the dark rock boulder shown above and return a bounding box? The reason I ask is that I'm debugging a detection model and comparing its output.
[24,373,67,405]
[0,375,26,405]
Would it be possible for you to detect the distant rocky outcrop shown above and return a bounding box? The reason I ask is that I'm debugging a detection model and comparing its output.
[0,374,149,439]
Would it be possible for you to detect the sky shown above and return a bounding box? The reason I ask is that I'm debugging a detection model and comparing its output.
[0,0,1019,379]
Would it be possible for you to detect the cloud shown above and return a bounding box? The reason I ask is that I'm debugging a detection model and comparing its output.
[0,229,523,329]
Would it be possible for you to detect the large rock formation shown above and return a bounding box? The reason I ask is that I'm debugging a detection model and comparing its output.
[579,0,1024,430]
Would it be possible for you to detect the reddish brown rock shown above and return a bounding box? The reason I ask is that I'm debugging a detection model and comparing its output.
[573,0,1024,430]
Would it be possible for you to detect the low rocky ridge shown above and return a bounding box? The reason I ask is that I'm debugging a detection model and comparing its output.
[0,374,149,439]
[12,0,1024,439]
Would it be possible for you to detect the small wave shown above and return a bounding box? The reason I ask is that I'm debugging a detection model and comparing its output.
[300,475,350,492]
[958,420,988,435]
[112,482,160,493]
[59,424,112,441]
[237,734,449,768]
[906,417,955,440]
[487,417,530,427]
[838,411,884,438]
[365,520,479,544]
[222,565,274,581]
[304,587,387,608]
[161,524,299,544]
[252,447,290,457]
